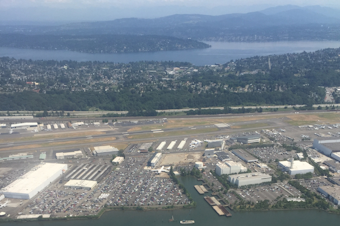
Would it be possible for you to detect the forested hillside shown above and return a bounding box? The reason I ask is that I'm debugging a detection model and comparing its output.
[1,47,340,111]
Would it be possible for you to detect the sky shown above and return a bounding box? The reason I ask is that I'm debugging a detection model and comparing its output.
[0,0,340,23]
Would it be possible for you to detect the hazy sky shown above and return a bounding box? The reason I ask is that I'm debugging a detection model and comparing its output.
[1,0,340,8]
[0,0,340,22]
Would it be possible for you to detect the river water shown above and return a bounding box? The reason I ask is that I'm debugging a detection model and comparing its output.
[1,41,340,66]
[2,176,340,226]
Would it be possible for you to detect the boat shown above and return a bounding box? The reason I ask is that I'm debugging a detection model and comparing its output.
[169,215,174,222]
[0,212,6,217]
[180,220,195,224]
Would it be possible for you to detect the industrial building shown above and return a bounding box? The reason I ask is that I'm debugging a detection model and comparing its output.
[228,173,272,187]
[93,145,119,156]
[2,163,68,199]
[10,122,38,129]
[318,186,340,205]
[215,152,230,162]
[205,149,215,158]
[332,153,340,162]
[56,150,83,159]
[167,141,177,150]
[148,153,162,167]
[65,164,111,182]
[215,161,247,176]
[139,143,153,153]
[156,141,166,151]
[232,149,258,163]
[236,134,261,144]
[278,159,314,175]
[195,162,205,169]
[0,154,33,162]
[328,177,340,186]
[112,156,124,165]
[324,161,340,173]
[313,139,340,156]
[39,152,46,160]
[64,180,97,190]
[206,140,224,150]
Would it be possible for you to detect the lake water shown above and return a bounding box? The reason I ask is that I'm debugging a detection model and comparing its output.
[2,176,340,226]
[1,41,340,66]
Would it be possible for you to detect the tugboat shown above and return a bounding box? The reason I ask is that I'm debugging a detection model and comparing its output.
[180,220,195,224]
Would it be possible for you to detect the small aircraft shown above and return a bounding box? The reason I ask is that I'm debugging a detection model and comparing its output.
[151,166,170,174]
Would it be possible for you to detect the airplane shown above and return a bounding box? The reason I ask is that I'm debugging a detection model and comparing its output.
[151,166,170,174]
[0,201,8,209]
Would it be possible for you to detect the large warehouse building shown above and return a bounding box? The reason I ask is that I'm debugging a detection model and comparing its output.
[278,159,314,175]
[216,161,247,176]
[236,134,261,144]
[318,186,340,206]
[11,122,38,129]
[313,139,340,156]
[232,149,258,163]
[228,173,272,187]
[93,145,119,156]
[56,150,83,159]
[2,163,67,199]
[64,180,97,190]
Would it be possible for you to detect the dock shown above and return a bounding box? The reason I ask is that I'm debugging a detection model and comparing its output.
[212,206,224,216]
[204,196,216,206]
[200,185,208,193]
[218,205,232,217]
[212,205,232,217]
[210,197,221,206]
[194,185,204,195]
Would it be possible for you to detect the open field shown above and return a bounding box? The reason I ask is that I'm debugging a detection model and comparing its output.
[127,127,219,140]
[127,115,279,132]
[285,112,340,126]
[158,152,203,166]
[0,137,116,152]
[0,131,107,144]
[230,123,270,129]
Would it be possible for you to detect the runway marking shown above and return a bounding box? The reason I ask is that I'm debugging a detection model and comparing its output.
[153,131,164,133]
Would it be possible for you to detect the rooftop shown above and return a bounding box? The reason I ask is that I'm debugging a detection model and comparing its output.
[319,186,340,200]
[64,180,97,188]
[236,134,261,139]
[324,160,340,170]
[94,145,118,153]
[1,163,67,194]
[279,160,314,170]
[229,172,271,181]
[232,149,258,161]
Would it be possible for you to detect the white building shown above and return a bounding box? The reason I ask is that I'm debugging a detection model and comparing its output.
[64,180,97,190]
[11,122,38,129]
[93,146,119,156]
[195,162,204,169]
[318,186,340,206]
[278,159,314,175]
[215,161,247,176]
[2,163,67,199]
[112,156,124,165]
[148,153,162,167]
[56,151,83,159]
[228,173,272,187]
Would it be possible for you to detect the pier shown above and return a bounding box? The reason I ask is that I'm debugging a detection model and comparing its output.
[194,185,204,195]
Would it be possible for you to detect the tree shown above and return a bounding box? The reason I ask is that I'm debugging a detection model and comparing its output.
[148,147,153,152]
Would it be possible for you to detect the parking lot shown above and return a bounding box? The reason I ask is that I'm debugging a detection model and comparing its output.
[247,147,296,163]
[234,182,301,203]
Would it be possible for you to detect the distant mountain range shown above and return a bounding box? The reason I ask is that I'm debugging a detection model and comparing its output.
[1,5,340,43]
